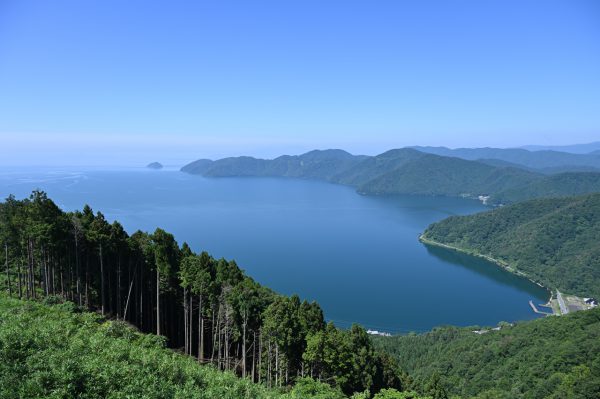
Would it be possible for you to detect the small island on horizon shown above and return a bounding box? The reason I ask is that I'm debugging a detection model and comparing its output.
[146,161,163,169]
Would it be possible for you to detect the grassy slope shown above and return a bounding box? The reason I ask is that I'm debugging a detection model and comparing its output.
[0,295,345,399]
[422,193,600,298]
[372,307,600,399]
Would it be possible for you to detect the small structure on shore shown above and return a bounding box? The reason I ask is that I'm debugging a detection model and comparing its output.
[584,298,598,307]
[367,329,391,337]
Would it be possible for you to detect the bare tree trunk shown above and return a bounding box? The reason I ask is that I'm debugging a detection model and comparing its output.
[123,276,135,320]
[242,316,247,378]
[40,246,46,296]
[117,256,122,319]
[18,255,23,298]
[199,294,204,362]
[189,294,193,356]
[5,243,11,296]
[252,330,256,382]
[211,310,216,363]
[268,340,272,388]
[275,344,279,387]
[139,261,143,329]
[183,287,188,354]
[216,314,221,368]
[258,329,262,383]
[28,239,35,299]
[99,243,105,315]
[156,267,160,335]
[74,236,81,305]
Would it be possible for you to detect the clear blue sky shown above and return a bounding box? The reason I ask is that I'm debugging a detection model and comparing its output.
[1,0,599,165]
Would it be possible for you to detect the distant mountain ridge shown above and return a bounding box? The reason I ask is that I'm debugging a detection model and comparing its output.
[410,146,600,172]
[181,148,600,205]
[519,141,600,154]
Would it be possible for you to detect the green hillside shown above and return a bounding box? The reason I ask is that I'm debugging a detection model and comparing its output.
[357,154,539,197]
[411,146,600,170]
[0,294,299,398]
[0,192,414,398]
[492,172,600,204]
[372,307,600,399]
[195,150,367,180]
[422,193,600,298]
[181,149,600,205]
[331,149,426,186]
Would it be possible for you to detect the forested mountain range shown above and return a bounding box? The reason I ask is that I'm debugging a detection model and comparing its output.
[422,193,600,298]
[410,146,600,170]
[372,306,600,399]
[0,191,413,398]
[181,148,600,205]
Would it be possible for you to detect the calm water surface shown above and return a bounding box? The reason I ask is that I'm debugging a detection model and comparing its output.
[0,167,549,333]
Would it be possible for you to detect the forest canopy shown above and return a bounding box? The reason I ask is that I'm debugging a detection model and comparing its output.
[0,191,412,397]
[422,193,600,298]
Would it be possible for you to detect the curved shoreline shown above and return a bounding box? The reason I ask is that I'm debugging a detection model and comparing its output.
[418,234,553,303]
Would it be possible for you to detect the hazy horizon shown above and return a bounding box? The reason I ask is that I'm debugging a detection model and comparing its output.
[1,0,599,166]
[2,135,600,168]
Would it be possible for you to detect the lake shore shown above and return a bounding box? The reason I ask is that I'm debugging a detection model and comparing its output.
[418,234,555,312]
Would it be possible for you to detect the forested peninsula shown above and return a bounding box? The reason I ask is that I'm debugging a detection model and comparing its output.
[0,191,426,398]
[421,193,600,299]
[181,148,600,205]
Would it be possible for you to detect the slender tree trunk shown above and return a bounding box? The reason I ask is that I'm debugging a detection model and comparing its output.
[210,306,217,363]
[156,267,160,335]
[183,287,188,354]
[217,313,221,368]
[252,330,256,382]
[123,274,135,321]
[275,344,279,387]
[225,316,229,370]
[117,256,121,319]
[28,239,35,299]
[85,255,90,307]
[74,236,81,306]
[268,340,272,388]
[189,295,193,356]
[17,255,23,298]
[99,243,105,315]
[40,246,46,296]
[242,317,247,378]
[5,243,11,296]
[258,329,262,384]
[199,294,204,362]
[139,261,143,329]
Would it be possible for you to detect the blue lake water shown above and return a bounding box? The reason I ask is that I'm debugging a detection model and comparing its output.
[0,167,549,333]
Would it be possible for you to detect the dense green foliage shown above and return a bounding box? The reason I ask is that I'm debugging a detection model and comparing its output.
[422,193,600,298]
[355,153,539,198]
[182,150,368,180]
[181,149,600,205]
[0,191,406,397]
[372,307,600,399]
[0,294,349,398]
[491,172,600,203]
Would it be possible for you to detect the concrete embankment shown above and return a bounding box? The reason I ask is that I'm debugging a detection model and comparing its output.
[529,300,552,315]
